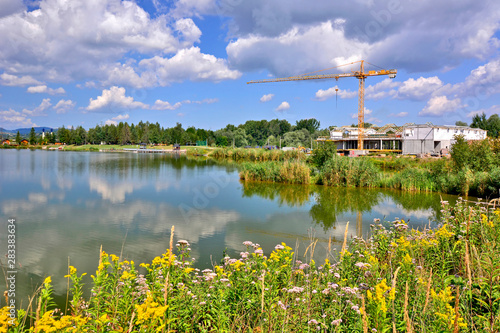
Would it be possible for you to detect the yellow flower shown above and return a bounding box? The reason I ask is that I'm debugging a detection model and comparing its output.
[397,236,410,248]
[183,267,195,274]
[435,224,454,239]
[368,279,392,313]
[44,276,52,285]
[402,253,412,265]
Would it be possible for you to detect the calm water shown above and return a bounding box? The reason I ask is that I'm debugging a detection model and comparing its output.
[0,150,459,306]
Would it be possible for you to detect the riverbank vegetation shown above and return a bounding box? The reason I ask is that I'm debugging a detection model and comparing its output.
[234,137,500,197]
[1,199,499,332]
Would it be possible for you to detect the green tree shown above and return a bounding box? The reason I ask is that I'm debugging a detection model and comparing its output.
[295,118,320,134]
[216,135,228,147]
[455,120,468,126]
[450,135,471,171]
[310,141,337,168]
[29,127,36,144]
[16,131,21,144]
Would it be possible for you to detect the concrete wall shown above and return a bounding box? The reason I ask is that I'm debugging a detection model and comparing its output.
[402,139,435,155]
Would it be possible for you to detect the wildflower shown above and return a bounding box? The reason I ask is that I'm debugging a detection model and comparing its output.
[199,301,206,306]
[355,262,370,269]
[308,319,319,325]
[331,319,342,326]
[243,241,253,246]
[254,248,264,255]
[275,244,285,250]
[277,301,287,310]
[334,272,340,278]
[178,240,190,246]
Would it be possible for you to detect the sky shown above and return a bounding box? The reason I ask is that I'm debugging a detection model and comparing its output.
[0,0,499,131]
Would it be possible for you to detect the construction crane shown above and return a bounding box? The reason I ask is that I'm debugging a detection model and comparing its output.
[247,60,397,150]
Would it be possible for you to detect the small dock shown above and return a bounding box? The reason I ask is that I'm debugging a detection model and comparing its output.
[123,148,186,154]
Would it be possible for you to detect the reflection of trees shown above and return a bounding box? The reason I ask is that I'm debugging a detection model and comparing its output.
[241,182,312,207]
[241,182,453,231]
[83,153,238,174]
[379,189,455,222]
[309,187,381,230]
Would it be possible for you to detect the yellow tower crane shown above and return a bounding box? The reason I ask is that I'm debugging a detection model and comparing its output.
[247,60,397,150]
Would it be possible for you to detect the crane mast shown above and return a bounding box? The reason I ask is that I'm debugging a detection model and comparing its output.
[248,60,396,150]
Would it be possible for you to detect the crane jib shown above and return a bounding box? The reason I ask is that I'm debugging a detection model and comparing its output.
[246,61,397,151]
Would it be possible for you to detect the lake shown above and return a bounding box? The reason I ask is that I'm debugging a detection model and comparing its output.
[0,149,460,307]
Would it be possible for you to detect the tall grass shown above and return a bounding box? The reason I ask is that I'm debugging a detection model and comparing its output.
[319,156,379,187]
[211,147,306,162]
[239,160,310,184]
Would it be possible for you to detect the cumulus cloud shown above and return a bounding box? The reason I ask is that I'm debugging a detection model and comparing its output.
[315,86,357,101]
[151,100,183,110]
[87,86,148,111]
[27,85,65,95]
[260,94,274,102]
[0,73,42,86]
[53,99,75,114]
[396,77,443,100]
[225,0,500,75]
[275,101,290,111]
[227,21,368,77]
[138,47,241,85]
[22,98,52,116]
[419,96,464,116]
[104,114,130,126]
[0,109,36,127]
[0,0,238,86]
[87,86,217,112]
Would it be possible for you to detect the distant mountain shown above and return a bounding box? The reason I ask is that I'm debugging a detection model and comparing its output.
[0,127,55,135]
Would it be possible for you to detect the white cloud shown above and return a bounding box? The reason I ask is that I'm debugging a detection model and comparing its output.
[275,101,290,111]
[104,114,130,126]
[0,108,36,127]
[351,107,372,119]
[466,105,500,118]
[227,21,368,77]
[22,98,51,116]
[315,85,357,101]
[225,0,500,74]
[419,96,464,117]
[0,73,42,86]
[151,100,183,110]
[0,0,227,86]
[260,94,274,102]
[396,77,443,100]
[87,86,148,111]
[87,86,217,112]
[27,85,65,95]
[388,112,408,118]
[53,99,75,114]
[139,47,241,85]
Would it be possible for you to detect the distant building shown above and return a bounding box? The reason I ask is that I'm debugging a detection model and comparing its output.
[20,139,29,145]
[317,123,487,155]
[2,139,10,145]
[401,124,487,155]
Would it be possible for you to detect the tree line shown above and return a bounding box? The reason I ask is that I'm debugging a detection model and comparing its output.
[17,118,329,148]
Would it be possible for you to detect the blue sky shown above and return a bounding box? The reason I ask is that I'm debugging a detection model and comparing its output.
[0,0,499,130]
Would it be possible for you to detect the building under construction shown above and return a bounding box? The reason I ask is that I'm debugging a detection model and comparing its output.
[317,123,488,155]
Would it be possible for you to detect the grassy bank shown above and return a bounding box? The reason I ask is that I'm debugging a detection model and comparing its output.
[237,154,500,197]
[1,200,499,332]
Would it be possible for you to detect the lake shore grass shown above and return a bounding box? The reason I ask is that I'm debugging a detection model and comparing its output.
[1,199,499,332]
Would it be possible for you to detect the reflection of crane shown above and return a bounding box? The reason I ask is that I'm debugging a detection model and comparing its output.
[248,60,397,150]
